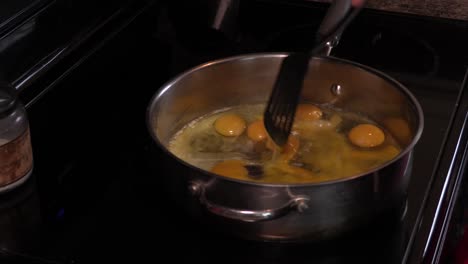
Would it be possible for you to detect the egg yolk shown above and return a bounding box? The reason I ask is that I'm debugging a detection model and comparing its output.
[214,114,246,137]
[295,104,322,121]
[348,124,385,148]
[210,160,248,179]
[247,120,268,142]
[265,135,300,162]
[383,118,411,145]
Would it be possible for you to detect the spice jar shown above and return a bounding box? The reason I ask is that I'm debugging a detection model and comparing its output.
[0,85,33,193]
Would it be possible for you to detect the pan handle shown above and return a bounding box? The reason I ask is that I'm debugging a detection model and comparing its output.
[189,181,309,222]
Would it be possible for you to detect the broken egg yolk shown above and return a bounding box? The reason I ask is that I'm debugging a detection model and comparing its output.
[280,135,300,162]
[210,160,248,179]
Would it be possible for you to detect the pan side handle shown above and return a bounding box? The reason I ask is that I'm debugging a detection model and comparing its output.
[189,181,309,222]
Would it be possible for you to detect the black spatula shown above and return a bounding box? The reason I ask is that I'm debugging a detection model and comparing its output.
[263,0,365,146]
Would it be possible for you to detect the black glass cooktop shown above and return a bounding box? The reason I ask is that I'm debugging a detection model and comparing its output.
[1,1,468,263]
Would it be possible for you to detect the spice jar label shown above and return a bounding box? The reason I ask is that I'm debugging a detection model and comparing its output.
[0,128,33,187]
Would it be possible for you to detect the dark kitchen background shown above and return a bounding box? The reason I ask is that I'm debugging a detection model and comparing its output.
[0,0,467,263]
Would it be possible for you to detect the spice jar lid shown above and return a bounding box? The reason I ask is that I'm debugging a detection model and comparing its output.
[0,85,17,114]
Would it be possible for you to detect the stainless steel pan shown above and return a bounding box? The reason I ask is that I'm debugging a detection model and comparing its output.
[146,53,424,242]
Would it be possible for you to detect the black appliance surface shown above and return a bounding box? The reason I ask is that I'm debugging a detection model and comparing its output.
[0,1,467,264]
